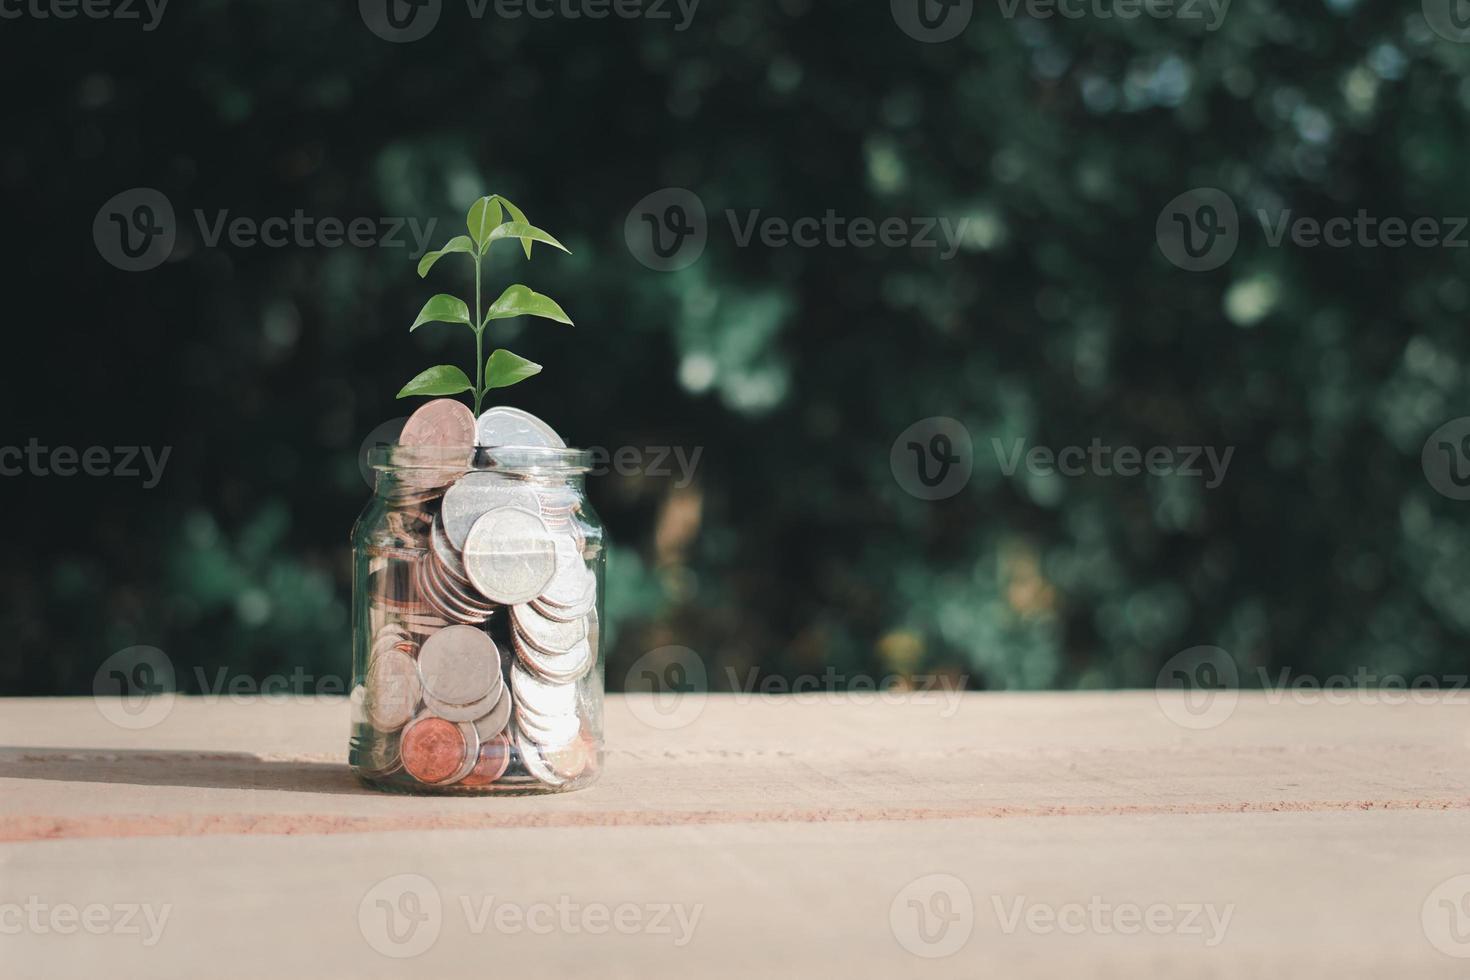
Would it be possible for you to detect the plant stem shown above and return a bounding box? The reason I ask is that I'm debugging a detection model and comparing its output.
[473,251,484,415]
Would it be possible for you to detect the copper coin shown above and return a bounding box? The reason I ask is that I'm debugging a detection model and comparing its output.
[459,732,512,786]
[400,715,468,784]
[400,398,476,449]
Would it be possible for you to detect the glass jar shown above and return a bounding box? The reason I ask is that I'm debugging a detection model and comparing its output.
[349,444,604,794]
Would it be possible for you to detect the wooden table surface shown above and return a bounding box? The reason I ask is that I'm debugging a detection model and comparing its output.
[2,692,1468,978]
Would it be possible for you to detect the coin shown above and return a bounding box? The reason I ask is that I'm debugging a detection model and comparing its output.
[539,538,596,608]
[530,594,594,623]
[355,727,403,777]
[418,625,500,705]
[459,731,512,786]
[463,507,557,604]
[516,703,582,746]
[512,603,588,654]
[431,516,471,584]
[445,719,483,784]
[513,632,593,683]
[543,735,589,780]
[473,686,514,742]
[399,398,477,489]
[475,406,566,449]
[364,648,421,732]
[441,473,544,550]
[400,714,467,784]
[510,663,579,718]
[423,667,503,723]
[513,723,567,787]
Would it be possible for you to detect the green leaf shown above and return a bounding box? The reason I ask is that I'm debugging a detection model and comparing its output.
[396,365,473,398]
[494,196,534,259]
[485,221,570,254]
[483,284,573,326]
[410,294,472,331]
[466,197,504,250]
[417,235,475,278]
[483,349,543,390]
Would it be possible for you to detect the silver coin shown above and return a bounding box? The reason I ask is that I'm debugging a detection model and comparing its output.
[510,663,578,718]
[513,631,593,684]
[472,685,513,741]
[475,406,566,449]
[446,719,483,784]
[515,703,582,746]
[512,603,588,654]
[357,728,403,776]
[441,472,544,550]
[423,671,503,723]
[529,598,585,623]
[420,553,493,625]
[431,515,471,584]
[539,537,596,609]
[417,624,500,706]
[365,648,422,732]
[415,557,480,626]
[463,507,557,605]
[513,723,568,787]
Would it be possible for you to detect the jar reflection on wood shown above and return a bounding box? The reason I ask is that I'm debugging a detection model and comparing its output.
[349,432,604,795]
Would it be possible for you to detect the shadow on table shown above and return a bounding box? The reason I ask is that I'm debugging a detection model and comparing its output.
[0,747,373,796]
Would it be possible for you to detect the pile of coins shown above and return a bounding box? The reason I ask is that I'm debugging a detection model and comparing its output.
[350,400,599,791]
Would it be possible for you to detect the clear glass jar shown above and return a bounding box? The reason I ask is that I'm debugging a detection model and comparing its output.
[349,445,604,794]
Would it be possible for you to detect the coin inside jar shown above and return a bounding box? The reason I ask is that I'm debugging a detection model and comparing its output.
[475,406,566,449]
[400,715,469,784]
[398,399,477,488]
[459,731,512,786]
[364,648,422,732]
[441,473,544,550]
[417,624,501,706]
[512,603,588,654]
[463,507,557,605]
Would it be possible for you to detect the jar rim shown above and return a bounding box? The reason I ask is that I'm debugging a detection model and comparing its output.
[368,444,593,473]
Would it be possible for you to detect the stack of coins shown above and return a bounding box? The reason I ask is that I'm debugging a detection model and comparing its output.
[350,400,599,791]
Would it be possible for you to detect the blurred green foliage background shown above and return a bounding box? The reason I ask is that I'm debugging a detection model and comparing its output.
[3,0,1469,696]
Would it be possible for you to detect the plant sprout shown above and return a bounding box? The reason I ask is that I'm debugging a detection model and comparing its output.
[396,194,572,415]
